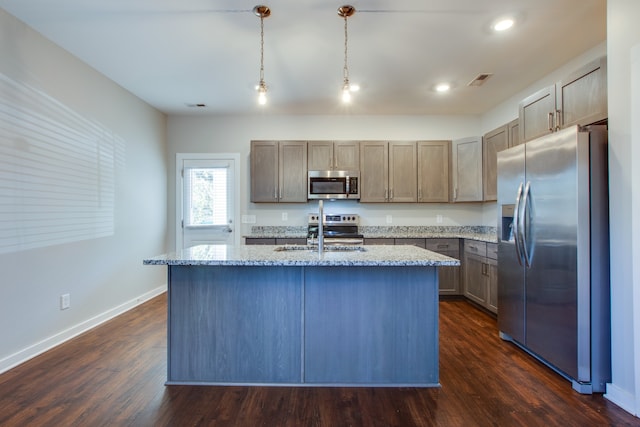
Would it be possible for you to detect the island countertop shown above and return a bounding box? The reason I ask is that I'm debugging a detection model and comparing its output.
[144,244,460,267]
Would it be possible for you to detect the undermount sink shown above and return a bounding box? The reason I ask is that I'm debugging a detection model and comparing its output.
[273,245,366,252]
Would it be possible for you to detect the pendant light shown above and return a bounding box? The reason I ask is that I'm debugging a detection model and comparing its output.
[338,5,355,103]
[253,5,271,106]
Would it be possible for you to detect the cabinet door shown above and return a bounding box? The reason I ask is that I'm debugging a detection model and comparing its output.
[452,137,483,202]
[427,239,461,295]
[360,141,389,202]
[250,141,279,202]
[417,141,450,203]
[507,118,521,147]
[483,125,509,202]
[389,142,417,202]
[487,258,498,313]
[307,141,333,171]
[279,141,308,202]
[557,56,607,129]
[334,141,360,171]
[439,250,461,295]
[519,85,556,143]
[464,253,487,305]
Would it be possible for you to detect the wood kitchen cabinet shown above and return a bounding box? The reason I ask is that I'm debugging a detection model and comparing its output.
[463,240,498,313]
[250,141,308,203]
[426,239,461,295]
[417,141,451,203]
[308,141,359,171]
[508,118,521,147]
[519,56,607,143]
[482,125,509,202]
[360,141,417,203]
[451,137,483,202]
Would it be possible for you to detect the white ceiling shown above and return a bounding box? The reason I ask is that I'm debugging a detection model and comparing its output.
[0,0,606,116]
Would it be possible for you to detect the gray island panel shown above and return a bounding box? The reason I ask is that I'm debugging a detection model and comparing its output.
[304,266,438,385]
[168,266,302,383]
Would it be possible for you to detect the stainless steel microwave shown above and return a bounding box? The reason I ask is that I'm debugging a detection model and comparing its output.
[308,170,360,200]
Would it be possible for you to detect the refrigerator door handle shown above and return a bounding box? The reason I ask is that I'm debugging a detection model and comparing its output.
[513,182,525,266]
[520,181,532,268]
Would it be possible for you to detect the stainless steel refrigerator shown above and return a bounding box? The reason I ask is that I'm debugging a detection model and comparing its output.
[497,125,610,394]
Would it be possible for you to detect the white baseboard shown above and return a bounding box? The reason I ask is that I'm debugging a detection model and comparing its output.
[0,285,167,375]
[605,383,638,416]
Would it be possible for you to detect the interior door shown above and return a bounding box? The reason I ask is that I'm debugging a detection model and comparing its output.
[177,154,239,249]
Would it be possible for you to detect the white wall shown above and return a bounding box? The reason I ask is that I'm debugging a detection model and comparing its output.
[166,114,487,250]
[604,0,640,416]
[0,9,168,372]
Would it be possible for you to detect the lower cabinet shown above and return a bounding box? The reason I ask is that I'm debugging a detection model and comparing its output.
[369,238,461,296]
[425,239,460,295]
[463,240,498,313]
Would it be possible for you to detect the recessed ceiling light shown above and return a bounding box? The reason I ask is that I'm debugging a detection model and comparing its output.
[435,83,451,93]
[493,18,514,32]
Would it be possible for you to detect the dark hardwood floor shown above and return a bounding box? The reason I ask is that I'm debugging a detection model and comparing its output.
[0,294,637,426]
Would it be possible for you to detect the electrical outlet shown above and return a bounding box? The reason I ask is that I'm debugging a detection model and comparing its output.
[60,293,71,310]
[436,215,443,224]
[386,215,393,224]
[281,212,288,221]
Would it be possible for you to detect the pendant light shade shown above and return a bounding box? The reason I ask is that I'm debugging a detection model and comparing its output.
[254,5,271,106]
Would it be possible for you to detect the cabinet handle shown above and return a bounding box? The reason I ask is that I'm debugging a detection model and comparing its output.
[274,189,278,200]
[437,244,448,249]
[385,189,388,200]
[548,112,554,132]
[555,109,562,131]
[418,189,422,200]
[453,187,457,200]
[390,189,393,200]
[279,188,282,200]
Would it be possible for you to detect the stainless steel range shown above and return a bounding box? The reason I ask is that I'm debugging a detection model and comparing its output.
[307,213,363,245]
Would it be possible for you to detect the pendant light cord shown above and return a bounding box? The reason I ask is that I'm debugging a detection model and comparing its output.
[343,15,349,83]
[260,14,265,84]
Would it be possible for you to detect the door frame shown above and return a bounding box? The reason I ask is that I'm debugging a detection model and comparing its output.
[175,153,241,250]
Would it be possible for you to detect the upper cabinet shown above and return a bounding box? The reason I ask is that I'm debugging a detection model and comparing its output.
[389,142,418,203]
[308,141,359,171]
[482,125,510,202]
[507,118,521,147]
[519,56,607,143]
[417,141,451,203]
[250,141,308,203]
[452,137,483,202]
[557,56,607,129]
[360,141,417,203]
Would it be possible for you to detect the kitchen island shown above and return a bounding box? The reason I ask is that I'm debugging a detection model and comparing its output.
[144,244,459,387]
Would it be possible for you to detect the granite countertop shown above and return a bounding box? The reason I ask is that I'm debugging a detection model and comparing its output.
[144,244,460,267]
[245,225,498,243]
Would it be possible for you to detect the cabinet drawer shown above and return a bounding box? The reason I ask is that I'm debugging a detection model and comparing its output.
[464,240,487,257]
[486,243,498,260]
[426,239,459,254]
[364,238,395,245]
[395,238,426,248]
[245,238,276,245]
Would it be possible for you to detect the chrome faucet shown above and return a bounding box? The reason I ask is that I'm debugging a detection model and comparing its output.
[317,200,324,254]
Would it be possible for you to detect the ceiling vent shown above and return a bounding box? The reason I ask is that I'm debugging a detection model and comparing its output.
[468,73,493,87]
